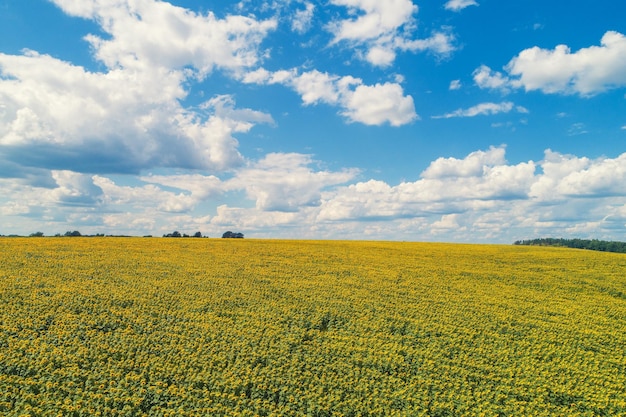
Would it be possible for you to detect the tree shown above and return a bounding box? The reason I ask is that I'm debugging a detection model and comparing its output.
[65,230,81,237]
[29,232,44,237]
[193,231,202,238]
[222,231,244,238]
[514,237,626,253]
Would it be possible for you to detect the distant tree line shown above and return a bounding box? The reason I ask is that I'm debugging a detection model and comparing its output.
[163,231,204,238]
[514,238,626,254]
[3,230,246,238]
[222,231,244,238]
[4,231,133,237]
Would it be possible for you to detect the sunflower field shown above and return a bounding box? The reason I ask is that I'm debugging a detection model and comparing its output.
[0,237,625,416]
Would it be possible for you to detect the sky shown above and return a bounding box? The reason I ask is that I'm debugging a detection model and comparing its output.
[0,0,625,242]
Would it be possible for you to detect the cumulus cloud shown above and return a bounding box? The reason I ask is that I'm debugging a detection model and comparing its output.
[328,0,417,43]
[292,2,315,34]
[0,170,104,223]
[472,64,512,92]
[421,146,507,178]
[141,173,224,201]
[475,31,626,96]
[0,1,277,175]
[315,147,626,241]
[341,82,418,126]
[431,214,464,233]
[94,175,199,213]
[51,171,104,207]
[0,149,358,234]
[243,68,418,126]
[432,102,528,119]
[449,79,462,90]
[327,0,455,66]
[51,0,276,75]
[508,31,626,95]
[0,52,268,172]
[530,150,626,200]
[444,0,479,12]
[227,153,359,212]
[318,146,537,222]
[89,152,359,216]
[289,70,352,105]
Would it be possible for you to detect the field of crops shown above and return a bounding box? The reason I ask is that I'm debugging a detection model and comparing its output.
[0,238,625,416]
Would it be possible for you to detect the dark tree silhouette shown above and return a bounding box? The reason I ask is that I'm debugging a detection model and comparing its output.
[222,231,244,238]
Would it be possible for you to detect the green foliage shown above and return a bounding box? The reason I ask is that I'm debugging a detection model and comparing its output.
[514,237,626,253]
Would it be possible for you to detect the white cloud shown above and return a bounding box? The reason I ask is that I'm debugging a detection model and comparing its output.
[421,146,506,178]
[201,94,275,127]
[140,173,224,201]
[341,82,418,126]
[401,31,456,57]
[328,0,417,43]
[3,146,626,242]
[289,70,347,105]
[243,68,418,126]
[316,147,626,241]
[366,47,398,67]
[52,0,276,76]
[89,152,360,216]
[444,0,478,12]
[91,152,359,215]
[431,214,464,232]
[227,153,359,212]
[475,31,626,96]
[50,170,103,206]
[0,1,278,174]
[93,175,199,213]
[472,64,511,92]
[327,0,455,66]
[432,101,527,119]
[508,31,626,95]
[449,79,462,90]
[530,150,626,199]
[292,2,315,34]
[317,148,537,224]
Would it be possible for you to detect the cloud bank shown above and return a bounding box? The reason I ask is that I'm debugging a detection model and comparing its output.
[3,145,626,242]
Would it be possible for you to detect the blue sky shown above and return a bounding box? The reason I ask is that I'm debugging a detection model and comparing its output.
[0,0,625,242]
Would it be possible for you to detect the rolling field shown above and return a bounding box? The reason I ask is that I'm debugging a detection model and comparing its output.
[0,238,625,416]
